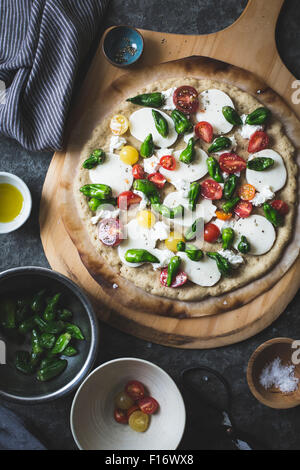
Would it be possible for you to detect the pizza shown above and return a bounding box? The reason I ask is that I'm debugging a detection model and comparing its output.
[75,76,297,302]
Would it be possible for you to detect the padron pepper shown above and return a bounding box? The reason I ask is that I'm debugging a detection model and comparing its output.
[140,133,154,158]
[63,346,78,357]
[238,235,251,254]
[15,351,34,375]
[222,196,240,214]
[152,109,168,138]
[133,179,159,200]
[207,252,231,277]
[0,298,16,329]
[37,359,68,382]
[39,319,66,335]
[19,316,36,334]
[82,149,105,169]
[58,308,73,321]
[206,156,224,183]
[176,241,186,252]
[126,92,164,108]
[80,184,112,200]
[180,138,195,164]
[247,157,274,171]
[43,293,61,322]
[31,289,46,314]
[167,256,181,287]
[124,249,160,265]
[263,203,283,227]
[221,228,235,250]
[222,106,243,126]
[171,109,193,134]
[65,323,85,340]
[88,197,116,212]
[31,329,43,367]
[185,244,203,262]
[185,218,203,241]
[208,137,232,154]
[39,333,56,350]
[245,107,270,125]
[223,174,238,200]
[151,202,184,219]
[50,332,72,355]
[16,297,31,325]
[188,182,200,211]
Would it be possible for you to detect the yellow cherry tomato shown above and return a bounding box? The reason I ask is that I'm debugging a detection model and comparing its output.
[119,146,139,165]
[165,231,185,253]
[128,411,150,432]
[137,210,156,228]
[110,114,129,135]
[114,391,134,410]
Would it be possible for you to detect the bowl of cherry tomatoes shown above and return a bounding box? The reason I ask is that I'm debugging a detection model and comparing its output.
[70,357,186,450]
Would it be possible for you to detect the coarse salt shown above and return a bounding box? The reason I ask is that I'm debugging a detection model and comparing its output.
[259,357,299,393]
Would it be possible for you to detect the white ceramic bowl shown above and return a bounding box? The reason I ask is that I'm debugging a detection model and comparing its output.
[70,358,186,450]
[0,172,32,234]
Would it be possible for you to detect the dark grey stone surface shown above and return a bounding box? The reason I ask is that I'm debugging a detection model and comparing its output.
[1,0,300,451]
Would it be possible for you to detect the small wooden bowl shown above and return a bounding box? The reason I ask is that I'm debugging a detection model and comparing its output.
[247,338,300,409]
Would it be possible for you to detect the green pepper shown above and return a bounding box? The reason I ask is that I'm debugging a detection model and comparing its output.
[222,197,240,214]
[223,174,238,200]
[65,323,85,341]
[133,179,159,200]
[40,319,66,335]
[50,332,72,355]
[207,252,231,277]
[208,137,232,154]
[167,256,181,287]
[206,157,224,183]
[40,357,57,369]
[82,149,105,169]
[80,184,112,200]
[263,203,283,227]
[140,133,154,158]
[171,109,193,134]
[37,359,68,382]
[126,92,164,108]
[19,316,36,334]
[151,201,184,220]
[247,157,274,171]
[88,197,116,212]
[30,329,43,366]
[43,293,61,322]
[16,297,31,325]
[222,106,242,126]
[124,249,160,264]
[62,346,78,357]
[238,235,250,254]
[176,241,186,252]
[58,308,73,321]
[0,298,16,329]
[185,244,203,261]
[39,333,56,350]
[188,182,200,211]
[31,289,46,314]
[245,107,270,125]
[15,351,34,375]
[179,138,195,164]
[185,218,203,241]
[152,110,168,137]
[222,228,235,250]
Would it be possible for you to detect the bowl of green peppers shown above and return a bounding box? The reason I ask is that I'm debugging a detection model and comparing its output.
[0,267,99,403]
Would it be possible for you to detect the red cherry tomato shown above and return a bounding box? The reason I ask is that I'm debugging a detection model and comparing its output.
[117,191,141,209]
[138,397,159,415]
[271,200,289,216]
[127,405,140,418]
[147,172,166,189]
[194,121,213,143]
[248,131,269,153]
[125,380,145,401]
[132,164,145,179]
[219,153,247,174]
[234,201,253,218]
[204,223,220,243]
[98,218,123,247]
[159,155,176,171]
[114,408,128,424]
[173,86,199,114]
[201,179,223,200]
[160,268,188,288]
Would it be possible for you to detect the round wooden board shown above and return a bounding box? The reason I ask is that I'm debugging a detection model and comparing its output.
[40,0,300,348]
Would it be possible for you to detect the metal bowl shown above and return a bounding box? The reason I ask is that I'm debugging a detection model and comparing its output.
[0,267,99,404]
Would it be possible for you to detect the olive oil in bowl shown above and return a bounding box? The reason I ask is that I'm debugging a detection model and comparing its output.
[0,183,24,223]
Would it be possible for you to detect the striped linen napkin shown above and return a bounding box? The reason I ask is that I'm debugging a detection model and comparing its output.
[0,0,110,151]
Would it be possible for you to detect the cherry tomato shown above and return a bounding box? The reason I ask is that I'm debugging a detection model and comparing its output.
[194,121,213,143]
[271,200,289,216]
[204,223,220,243]
[125,380,145,401]
[127,405,140,418]
[160,268,188,288]
[215,210,232,221]
[173,86,199,114]
[110,115,129,136]
[115,391,134,410]
[114,408,128,424]
[138,397,159,415]
[234,201,253,218]
[219,153,247,174]
[238,184,256,201]
[128,411,150,433]
[147,172,166,189]
[248,131,269,153]
[132,164,145,179]
[201,179,223,200]
[117,191,141,209]
[159,155,176,171]
[98,218,123,247]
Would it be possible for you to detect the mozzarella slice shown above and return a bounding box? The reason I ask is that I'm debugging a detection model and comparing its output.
[163,191,216,227]
[178,252,221,286]
[246,149,287,192]
[89,153,133,197]
[129,108,177,148]
[233,215,276,255]
[159,148,208,185]
[196,89,234,134]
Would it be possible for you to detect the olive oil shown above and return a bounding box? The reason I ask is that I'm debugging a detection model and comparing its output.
[0,183,24,223]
